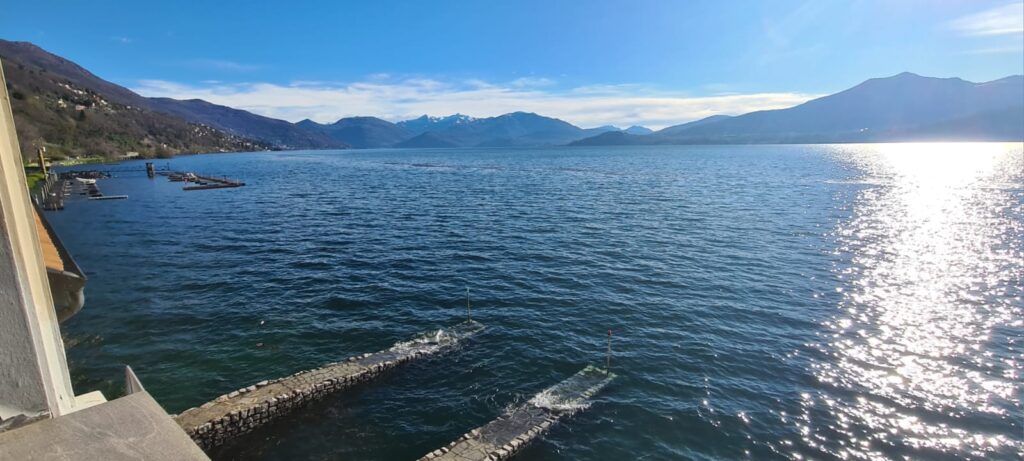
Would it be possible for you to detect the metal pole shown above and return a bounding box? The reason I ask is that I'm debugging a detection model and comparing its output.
[606,329,612,372]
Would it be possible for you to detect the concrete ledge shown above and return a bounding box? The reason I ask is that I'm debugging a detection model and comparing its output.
[0,391,208,460]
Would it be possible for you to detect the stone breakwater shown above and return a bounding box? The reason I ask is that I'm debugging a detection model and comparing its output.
[174,320,484,450]
[419,365,615,461]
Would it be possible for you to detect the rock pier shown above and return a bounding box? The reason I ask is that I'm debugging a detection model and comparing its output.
[418,365,615,461]
[174,320,484,450]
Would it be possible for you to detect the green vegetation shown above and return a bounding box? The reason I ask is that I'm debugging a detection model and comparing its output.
[52,155,107,166]
[24,170,45,191]
[1,46,268,162]
[154,145,174,158]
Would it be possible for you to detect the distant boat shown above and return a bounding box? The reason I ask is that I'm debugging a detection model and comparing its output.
[74,178,96,185]
[169,172,198,182]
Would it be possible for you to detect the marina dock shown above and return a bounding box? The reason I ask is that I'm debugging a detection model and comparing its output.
[418,365,615,461]
[174,320,484,450]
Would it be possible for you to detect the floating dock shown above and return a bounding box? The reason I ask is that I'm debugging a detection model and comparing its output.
[174,320,484,450]
[159,171,246,191]
[182,174,245,191]
[419,365,615,461]
[158,171,245,190]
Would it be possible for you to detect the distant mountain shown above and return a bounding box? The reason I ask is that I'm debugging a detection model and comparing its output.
[572,73,1024,145]
[149,99,342,149]
[0,39,340,155]
[624,125,653,135]
[424,112,595,147]
[569,131,651,146]
[0,38,613,153]
[566,125,652,145]
[396,114,475,136]
[390,112,602,147]
[582,125,621,136]
[0,40,149,109]
[654,115,732,136]
[302,113,624,148]
[570,116,733,146]
[394,131,459,148]
[892,106,1024,141]
[11,40,1015,154]
[299,116,410,148]
[0,39,269,159]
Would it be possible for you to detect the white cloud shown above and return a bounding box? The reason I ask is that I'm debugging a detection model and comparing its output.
[509,77,557,88]
[950,2,1024,36]
[960,43,1024,55]
[132,77,818,130]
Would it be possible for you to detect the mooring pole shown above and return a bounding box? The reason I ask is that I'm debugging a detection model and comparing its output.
[37,146,47,176]
[466,287,471,321]
[606,329,612,373]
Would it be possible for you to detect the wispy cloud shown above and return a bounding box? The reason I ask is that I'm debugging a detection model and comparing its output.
[949,2,1024,36]
[110,36,132,44]
[185,59,262,72]
[960,44,1024,55]
[133,77,818,129]
[509,77,557,88]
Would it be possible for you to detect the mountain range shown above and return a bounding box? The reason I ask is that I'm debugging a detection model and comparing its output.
[0,39,643,157]
[571,73,1023,146]
[1,39,1020,159]
[0,40,271,158]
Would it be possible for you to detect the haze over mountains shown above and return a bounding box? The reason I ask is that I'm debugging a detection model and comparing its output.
[1,39,1021,159]
[572,73,1024,145]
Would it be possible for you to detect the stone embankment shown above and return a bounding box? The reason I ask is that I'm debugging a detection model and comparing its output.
[418,365,615,461]
[174,320,484,450]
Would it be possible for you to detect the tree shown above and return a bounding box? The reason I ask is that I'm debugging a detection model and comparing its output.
[154,145,174,158]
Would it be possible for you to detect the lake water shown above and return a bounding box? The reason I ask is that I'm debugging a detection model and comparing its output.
[49,144,1022,460]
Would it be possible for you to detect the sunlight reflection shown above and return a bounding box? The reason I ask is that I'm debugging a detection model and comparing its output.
[804,143,1023,459]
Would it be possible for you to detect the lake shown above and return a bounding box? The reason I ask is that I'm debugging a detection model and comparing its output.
[49,143,1023,460]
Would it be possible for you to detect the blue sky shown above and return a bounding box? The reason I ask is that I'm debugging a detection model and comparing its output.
[2,1,1022,128]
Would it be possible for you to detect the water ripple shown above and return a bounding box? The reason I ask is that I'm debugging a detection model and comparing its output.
[49,144,1022,460]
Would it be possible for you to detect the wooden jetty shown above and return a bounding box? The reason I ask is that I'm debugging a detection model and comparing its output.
[419,365,615,461]
[174,320,484,450]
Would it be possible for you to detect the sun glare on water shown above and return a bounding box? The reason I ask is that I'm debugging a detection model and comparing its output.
[801,143,1023,460]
